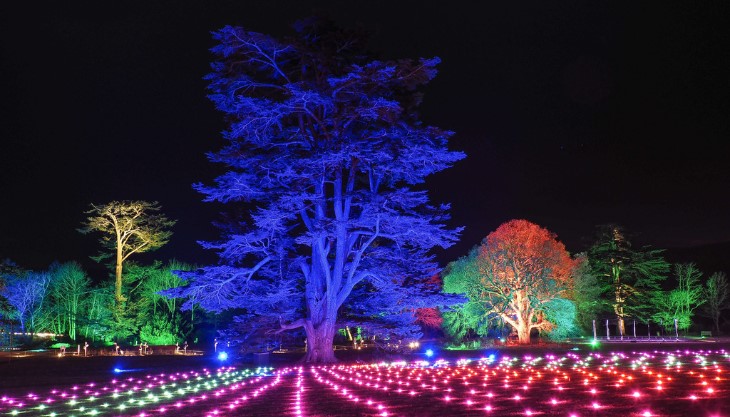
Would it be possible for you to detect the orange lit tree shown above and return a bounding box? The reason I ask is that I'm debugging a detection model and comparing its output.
[444,219,578,344]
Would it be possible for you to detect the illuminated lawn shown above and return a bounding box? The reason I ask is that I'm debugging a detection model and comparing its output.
[1,348,728,417]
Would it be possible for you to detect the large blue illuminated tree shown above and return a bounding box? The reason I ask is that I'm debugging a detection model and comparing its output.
[169,17,465,362]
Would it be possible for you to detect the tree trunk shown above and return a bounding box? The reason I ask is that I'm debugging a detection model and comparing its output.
[517,324,531,344]
[614,302,626,337]
[71,301,77,341]
[613,264,625,337]
[303,320,337,363]
[115,262,124,304]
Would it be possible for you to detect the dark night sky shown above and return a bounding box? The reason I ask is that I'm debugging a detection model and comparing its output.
[1,1,729,277]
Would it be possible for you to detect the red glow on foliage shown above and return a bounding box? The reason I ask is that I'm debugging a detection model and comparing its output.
[415,307,443,329]
[481,219,576,289]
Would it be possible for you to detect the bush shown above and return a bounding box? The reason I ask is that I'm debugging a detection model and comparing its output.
[139,317,178,345]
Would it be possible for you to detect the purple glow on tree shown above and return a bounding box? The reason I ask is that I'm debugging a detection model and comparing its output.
[166,17,465,363]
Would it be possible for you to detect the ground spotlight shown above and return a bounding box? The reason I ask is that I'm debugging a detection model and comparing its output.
[425,349,434,358]
[217,351,228,361]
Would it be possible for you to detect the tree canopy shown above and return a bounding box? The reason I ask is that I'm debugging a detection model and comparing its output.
[167,17,465,362]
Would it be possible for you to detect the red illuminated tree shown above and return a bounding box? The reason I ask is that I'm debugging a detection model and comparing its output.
[444,219,578,344]
[414,274,444,330]
[415,307,443,329]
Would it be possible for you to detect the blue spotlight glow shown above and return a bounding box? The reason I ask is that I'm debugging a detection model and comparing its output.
[217,351,228,361]
[425,349,434,357]
[114,368,122,373]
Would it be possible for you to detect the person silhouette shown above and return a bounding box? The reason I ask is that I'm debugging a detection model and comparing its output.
[83,341,89,357]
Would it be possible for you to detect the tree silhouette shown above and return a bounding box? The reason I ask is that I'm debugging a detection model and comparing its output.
[702,272,728,334]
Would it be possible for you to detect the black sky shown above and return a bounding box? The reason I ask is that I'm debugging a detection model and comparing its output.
[1,1,729,276]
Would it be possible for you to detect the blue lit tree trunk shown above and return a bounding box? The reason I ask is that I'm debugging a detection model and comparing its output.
[303,314,337,363]
[166,17,465,363]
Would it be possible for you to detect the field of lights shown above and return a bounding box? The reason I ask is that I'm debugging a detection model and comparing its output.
[1,348,728,417]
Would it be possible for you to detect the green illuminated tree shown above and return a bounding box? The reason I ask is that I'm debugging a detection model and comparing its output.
[79,285,114,342]
[543,298,579,341]
[79,201,175,306]
[702,272,729,334]
[127,260,193,345]
[650,264,704,333]
[569,253,605,334]
[674,263,705,329]
[442,253,493,343]
[46,261,91,340]
[587,224,670,336]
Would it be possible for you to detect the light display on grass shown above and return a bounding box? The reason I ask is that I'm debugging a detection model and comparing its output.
[1,349,727,416]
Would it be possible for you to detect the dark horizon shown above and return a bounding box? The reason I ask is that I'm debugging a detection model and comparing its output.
[2,1,729,276]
